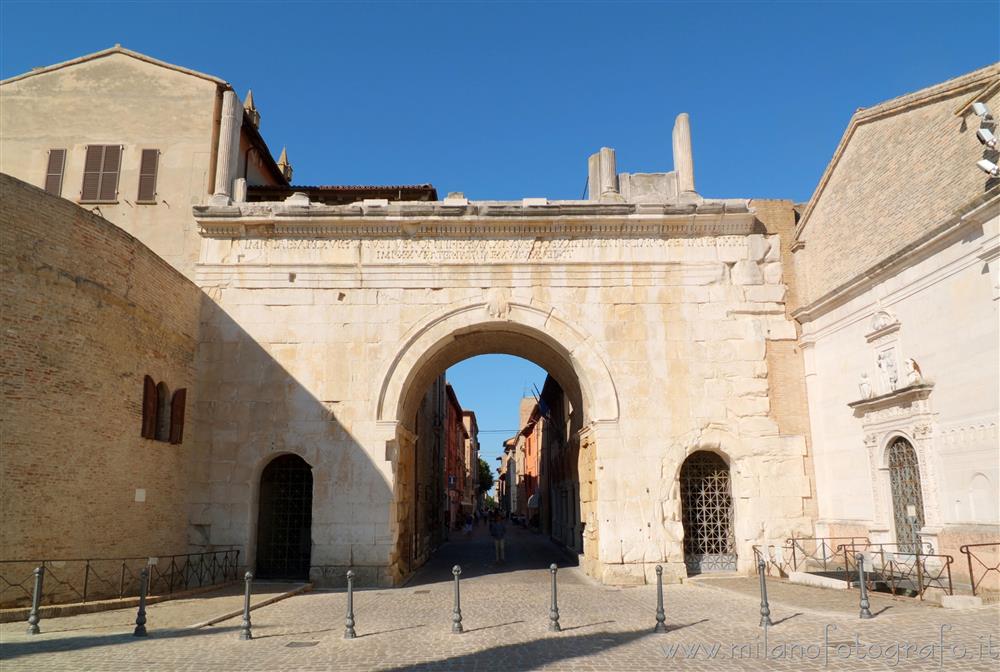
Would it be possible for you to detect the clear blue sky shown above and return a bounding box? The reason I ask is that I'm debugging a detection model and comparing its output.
[2,1,995,469]
[2,1,996,202]
[446,356,546,475]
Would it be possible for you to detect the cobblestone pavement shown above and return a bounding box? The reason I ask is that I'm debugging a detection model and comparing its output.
[2,525,998,671]
[0,582,300,635]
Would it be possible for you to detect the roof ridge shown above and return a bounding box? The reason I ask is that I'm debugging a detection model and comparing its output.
[852,62,1000,122]
[1,45,230,88]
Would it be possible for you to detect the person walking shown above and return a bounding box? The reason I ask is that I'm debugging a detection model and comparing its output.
[489,513,507,563]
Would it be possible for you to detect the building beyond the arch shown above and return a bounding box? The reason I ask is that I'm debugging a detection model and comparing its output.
[0,48,996,593]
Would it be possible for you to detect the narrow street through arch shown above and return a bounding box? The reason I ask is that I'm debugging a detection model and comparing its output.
[405,522,580,587]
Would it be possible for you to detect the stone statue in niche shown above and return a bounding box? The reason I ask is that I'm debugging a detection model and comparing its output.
[858,372,874,399]
[877,349,899,392]
[904,358,923,385]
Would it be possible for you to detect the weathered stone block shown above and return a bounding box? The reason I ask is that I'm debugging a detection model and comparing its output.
[731,260,764,285]
[746,234,770,262]
[744,285,786,303]
[763,262,782,284]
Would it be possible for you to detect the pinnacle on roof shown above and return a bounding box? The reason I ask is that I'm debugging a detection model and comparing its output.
[243,89,261,129]
[277,147,293,182]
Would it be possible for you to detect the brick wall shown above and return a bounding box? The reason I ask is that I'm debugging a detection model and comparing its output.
[752,199,817,520]
[0,173,203,560]
[798,64,1000,305]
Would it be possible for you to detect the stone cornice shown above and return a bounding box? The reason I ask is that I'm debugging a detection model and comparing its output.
[193,199,756,239]
[848,382,935,414]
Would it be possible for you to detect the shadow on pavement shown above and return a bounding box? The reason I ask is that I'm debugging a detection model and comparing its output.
[771,613,802,625]
[0,625,239,661]
[665,618,710,633]
[463,620,525,633]
[378,628,652,672]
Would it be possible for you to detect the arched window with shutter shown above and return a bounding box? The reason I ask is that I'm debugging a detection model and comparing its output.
[141,375,157,439]
[169,388,186,444]
[155,382,171,442]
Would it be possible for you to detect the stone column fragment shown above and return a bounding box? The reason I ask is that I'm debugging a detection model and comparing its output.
[672,113,696,194]
[212,90,243,204]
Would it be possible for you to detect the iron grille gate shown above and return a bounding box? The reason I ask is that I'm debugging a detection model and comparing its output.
[680,451,737,574]
[888,438,925,554]
[256,454,313,580]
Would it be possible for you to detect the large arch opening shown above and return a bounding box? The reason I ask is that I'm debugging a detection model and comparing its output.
[376,300,619,581]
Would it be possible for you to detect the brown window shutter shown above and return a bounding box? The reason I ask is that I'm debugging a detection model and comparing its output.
[142,375,157,439]
[169,388,187,444]
[98,145,121,201]
[81,146,103,200]
[137,149,159,202]
[45,149,66,195]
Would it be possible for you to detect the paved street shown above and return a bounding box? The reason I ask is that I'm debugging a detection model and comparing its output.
[2,525,998,671]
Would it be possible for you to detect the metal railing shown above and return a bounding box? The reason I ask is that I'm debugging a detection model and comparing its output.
[786,536,869,574]
[752,537,873,577]
[837,542,953,600]
[752,544,794,577]
[0,549,239,609]
[959,543,1000,597]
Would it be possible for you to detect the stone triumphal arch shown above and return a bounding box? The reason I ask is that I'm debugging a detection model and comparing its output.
[192,147,816,586]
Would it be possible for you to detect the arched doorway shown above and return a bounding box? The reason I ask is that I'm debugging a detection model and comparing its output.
[680,451,736,574]
[256,454,313,580]
[887,437,925,553]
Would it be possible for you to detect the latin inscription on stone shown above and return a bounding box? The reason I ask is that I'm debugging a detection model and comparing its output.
[365,238,713,264]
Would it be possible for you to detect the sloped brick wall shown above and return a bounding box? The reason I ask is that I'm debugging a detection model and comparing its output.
[1,173,203,560]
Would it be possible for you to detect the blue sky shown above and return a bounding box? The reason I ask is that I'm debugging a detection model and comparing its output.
[446,356,545,474]
[2,1,996,469]
[2,1,996,202]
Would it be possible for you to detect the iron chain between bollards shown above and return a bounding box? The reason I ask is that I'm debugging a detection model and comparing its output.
[239,571,253,640]
[26,565,44,635]
[344,569,357,639]
[653,565,667,633]
[133,567,149,637]
[857,553,874,619]
[548,563,561,632]
[451,565,464,634]
[758,559,773,627]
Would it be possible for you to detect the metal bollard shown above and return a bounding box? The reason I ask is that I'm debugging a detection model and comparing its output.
[451,565,464,634]
[133,567,149,637]
[26,566,44,635]
[653,565,667,633]
[548,563,561,632]
[239,571,253,640]
[757,559,773,627]
[856,554,874,619]
[344,569,357,639]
